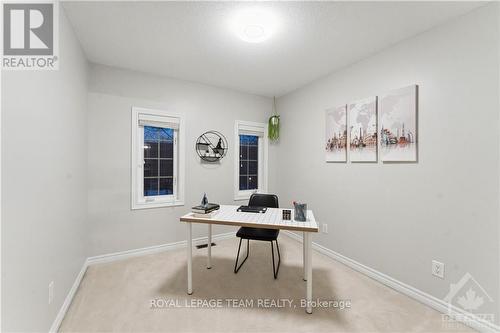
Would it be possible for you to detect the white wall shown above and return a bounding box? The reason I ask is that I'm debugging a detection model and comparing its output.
[1,8,89,332]
[274,4,500,323]
[87,64,272,256]
[2,3,498,331]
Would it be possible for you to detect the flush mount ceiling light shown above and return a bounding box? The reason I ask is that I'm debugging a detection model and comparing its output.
[230,8,279,43]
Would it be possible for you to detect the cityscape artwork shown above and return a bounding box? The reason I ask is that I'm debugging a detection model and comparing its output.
[325,104,347,162]
[349,97,377,162]
[379,85,418,162]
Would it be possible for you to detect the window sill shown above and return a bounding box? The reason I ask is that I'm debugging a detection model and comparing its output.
[132,200,184,210]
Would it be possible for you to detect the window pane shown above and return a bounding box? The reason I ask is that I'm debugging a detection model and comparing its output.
[248,136,258,146]
[160,141,173,158]
[159,178,173,195]
[160,159,173,177]
[248,161,258,175]
[239,134,259,193]
[158,128,174,141]
[240,145,248,160]
[144,126,158,141]
[248,146,258,160]
[144,159,158,177]
[144,178,158,196]
[240,135,258,146]
[142,125,175,198]
[248,176,258,190]
[239,176,248,190]
[144,141,158,158]
[239,161,248,175]
[239,135,250,145]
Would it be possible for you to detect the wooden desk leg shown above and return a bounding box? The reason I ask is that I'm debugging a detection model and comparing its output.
[305,232,312,314]
[303,232,307,281]
[207,224,212,269]
[187,222,193,295]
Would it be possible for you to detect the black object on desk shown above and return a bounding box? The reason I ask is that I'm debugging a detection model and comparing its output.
[237,205,267,213]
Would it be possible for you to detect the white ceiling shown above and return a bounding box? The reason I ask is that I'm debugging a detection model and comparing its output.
[63,1,484,97]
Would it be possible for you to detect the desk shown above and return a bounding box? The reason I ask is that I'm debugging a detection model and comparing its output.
[180,205,319,313]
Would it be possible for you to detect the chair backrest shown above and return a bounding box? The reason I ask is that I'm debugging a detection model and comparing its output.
[248,193,279,208]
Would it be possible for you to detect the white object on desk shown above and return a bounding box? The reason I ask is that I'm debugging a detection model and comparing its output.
[180,204,319,314]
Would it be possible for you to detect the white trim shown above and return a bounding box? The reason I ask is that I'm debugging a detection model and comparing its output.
[234,120,269,201]
[282,231,500,333]
[87,232,235,265]
[0,60,3,333]
[49,231,235,332]
[131,107,185,210]
[497,3,500,316]
[49,262,88,333]
[138,113,180,129]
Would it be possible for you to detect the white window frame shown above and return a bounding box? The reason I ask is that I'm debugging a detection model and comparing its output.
[234,120,268,201]
[131,107,185,209]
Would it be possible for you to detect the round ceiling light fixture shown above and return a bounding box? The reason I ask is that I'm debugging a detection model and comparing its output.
[230,8,278,43]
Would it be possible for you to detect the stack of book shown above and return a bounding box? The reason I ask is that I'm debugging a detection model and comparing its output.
[191,203,220,218]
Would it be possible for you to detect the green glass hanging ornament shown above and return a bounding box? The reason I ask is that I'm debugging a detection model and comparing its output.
[268,96,280,141]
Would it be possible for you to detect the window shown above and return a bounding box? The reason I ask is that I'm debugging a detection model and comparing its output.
[239,135,259,191]
[234,121,268,201]
[132,107,185,209]
[143,126,174,196]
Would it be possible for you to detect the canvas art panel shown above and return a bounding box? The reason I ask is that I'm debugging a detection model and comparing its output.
[325,105,347,162]
[379,85,418,162]
[349,97,377,162]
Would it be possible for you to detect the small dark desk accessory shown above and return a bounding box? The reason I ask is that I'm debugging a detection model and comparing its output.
[237,206,267,213]
[201,192,208,208]
[282,209,291,220]
[293,201,308,222]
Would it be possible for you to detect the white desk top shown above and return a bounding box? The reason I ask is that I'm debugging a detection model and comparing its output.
[180,205,319,232]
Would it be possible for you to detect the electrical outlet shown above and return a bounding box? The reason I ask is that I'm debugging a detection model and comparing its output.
[322,223,328,234]
[432,260,445,279]
[48,281,54,305]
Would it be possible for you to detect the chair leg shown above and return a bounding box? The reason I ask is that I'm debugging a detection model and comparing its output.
[276,239,281,263]
[271,239,281,279]
[234,238,249,274]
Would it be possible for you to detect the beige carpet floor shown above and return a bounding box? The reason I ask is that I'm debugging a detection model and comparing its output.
[59,235,474,333]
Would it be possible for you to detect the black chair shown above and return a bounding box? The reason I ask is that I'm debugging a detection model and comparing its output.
[234,193,281,279]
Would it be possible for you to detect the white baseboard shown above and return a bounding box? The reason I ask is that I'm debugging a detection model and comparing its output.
[49,262,88,333]
[282,231,499,333]
[49,231,235,332]
[86,232,235,265]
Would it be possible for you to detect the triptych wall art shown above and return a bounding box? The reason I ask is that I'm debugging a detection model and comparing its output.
[325,105,347,162]
[349,97,377,162]
[325,84,418,163]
